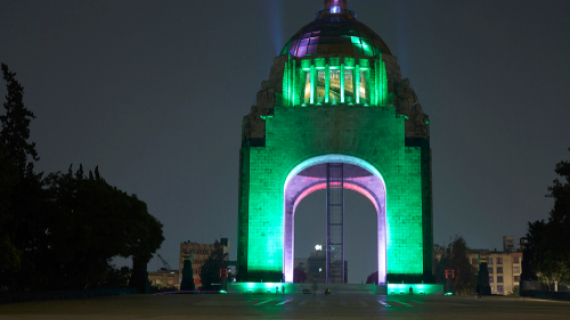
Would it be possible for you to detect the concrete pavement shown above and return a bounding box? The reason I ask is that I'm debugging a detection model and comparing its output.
[1,293,569,319]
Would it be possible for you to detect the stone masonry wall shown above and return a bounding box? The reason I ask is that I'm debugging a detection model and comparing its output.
[238,105,427,282]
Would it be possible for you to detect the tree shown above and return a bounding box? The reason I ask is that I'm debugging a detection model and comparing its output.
[434,254,450,285]
[294,268,307,283]
[180,260,195,290]
[365,271,378,285]
[0,63,44,291]
[200,240,227,290]
[0,64,164,292]
[527,150,570,289]
[0,63,39,171]
[447,236,476,295]
[37,165,164,290]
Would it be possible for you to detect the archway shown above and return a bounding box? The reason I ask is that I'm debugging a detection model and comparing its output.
[283,155,387,284]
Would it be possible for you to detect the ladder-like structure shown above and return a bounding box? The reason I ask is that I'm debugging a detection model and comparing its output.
[326,163,344,284]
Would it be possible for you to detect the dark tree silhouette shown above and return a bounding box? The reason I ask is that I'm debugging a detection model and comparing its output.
[527,149,570,288]
[0,63,44,291]
[39,165,165,290]
[180,260,195,290]
[366,271,378,285]
[0,63,39,171]
[293,267,307,283]
[200,240,227,290]
[447,236,476,295]
[0,64,165,292]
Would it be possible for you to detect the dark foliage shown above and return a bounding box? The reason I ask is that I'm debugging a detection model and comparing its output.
[365,271,378,285]
[527,150,570,288]
[447,236,476,295]
[477,262,491,295]
[180,260,195,290]
[293,268,307,283]
[36,166,165,290]
[199,240,227,290]
[0,63,44,290]
[434,253,450,285]
[0,63,164,292]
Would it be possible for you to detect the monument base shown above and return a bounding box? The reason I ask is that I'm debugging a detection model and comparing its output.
[228,283,443,295]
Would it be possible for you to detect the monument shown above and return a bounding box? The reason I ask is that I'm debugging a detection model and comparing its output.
[237,0,435,292]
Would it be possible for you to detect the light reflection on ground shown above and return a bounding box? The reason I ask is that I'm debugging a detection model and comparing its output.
[1,293,569,319]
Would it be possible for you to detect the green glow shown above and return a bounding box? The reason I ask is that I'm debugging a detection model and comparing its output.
[355,65,360,104]
[340,64,345,103]
[388,284,443,295]
[310,65,316,104]
[239,104,430,280]
[283,55,291,106]
[283,57,387,107]
[231,283,288,294]
[325,65,330,104]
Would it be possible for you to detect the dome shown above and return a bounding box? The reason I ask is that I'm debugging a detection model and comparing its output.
[280,3,392,58]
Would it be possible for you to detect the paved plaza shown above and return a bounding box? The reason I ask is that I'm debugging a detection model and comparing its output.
[1,293,570,319]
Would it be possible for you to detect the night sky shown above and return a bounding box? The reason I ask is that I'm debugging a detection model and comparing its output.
[1,0,569,283]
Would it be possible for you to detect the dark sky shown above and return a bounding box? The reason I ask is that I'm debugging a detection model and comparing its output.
[1,0,569,283]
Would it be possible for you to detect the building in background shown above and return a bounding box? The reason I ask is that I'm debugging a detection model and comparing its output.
[148,270,179,288]
[179,238,230,289]
[468,236,522,295]
[434,236,522,296]
[297,244,348,284]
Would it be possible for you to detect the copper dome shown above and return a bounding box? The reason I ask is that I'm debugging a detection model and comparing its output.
[280,3,392,58]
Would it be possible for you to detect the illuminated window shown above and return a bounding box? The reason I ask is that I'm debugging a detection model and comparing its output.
[513,257,520,263]
[497,267,503,274]
[489,277,494,282]
[514,276,520,282]
[489,259,493,265]
[497,285,504,292]
[488,267,493,274]
[513,266,520,273]
[300,63,368,105]
[497,258,503,264]
[497,276,503,283]
[358,71,367,102]
[344,70,354,102]
[304,72,311,104]
[329,69,341,102]
[491,286,494,292]
[168,279,174,286]
[316,70,326,103]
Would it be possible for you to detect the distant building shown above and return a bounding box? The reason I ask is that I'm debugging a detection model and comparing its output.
[148,270,179,288]
[294,258,308,272]
[434,236,522,296]
[179,238,230,289]
[468,236,522,295]
[298,245,347,284]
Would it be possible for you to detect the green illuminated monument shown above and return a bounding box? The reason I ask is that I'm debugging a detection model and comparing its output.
[238,0,433,285]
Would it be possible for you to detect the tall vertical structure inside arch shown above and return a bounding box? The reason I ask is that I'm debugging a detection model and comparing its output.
[238,0,433,285]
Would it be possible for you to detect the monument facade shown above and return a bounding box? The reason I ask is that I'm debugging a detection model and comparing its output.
[238,0,433,285]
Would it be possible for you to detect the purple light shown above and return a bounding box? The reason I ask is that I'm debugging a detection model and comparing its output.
[283,155,387,284]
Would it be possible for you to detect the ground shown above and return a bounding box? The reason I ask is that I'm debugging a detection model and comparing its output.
[1,293,569,319]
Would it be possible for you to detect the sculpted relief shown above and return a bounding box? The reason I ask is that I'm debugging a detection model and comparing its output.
[396,78,430,139]
[242,81,276,144]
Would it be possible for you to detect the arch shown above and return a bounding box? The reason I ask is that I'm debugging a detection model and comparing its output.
[283,154,387,284]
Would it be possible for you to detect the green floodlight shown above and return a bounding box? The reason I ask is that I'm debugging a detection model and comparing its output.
[219,290,227,294]
[444,292,454,296]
